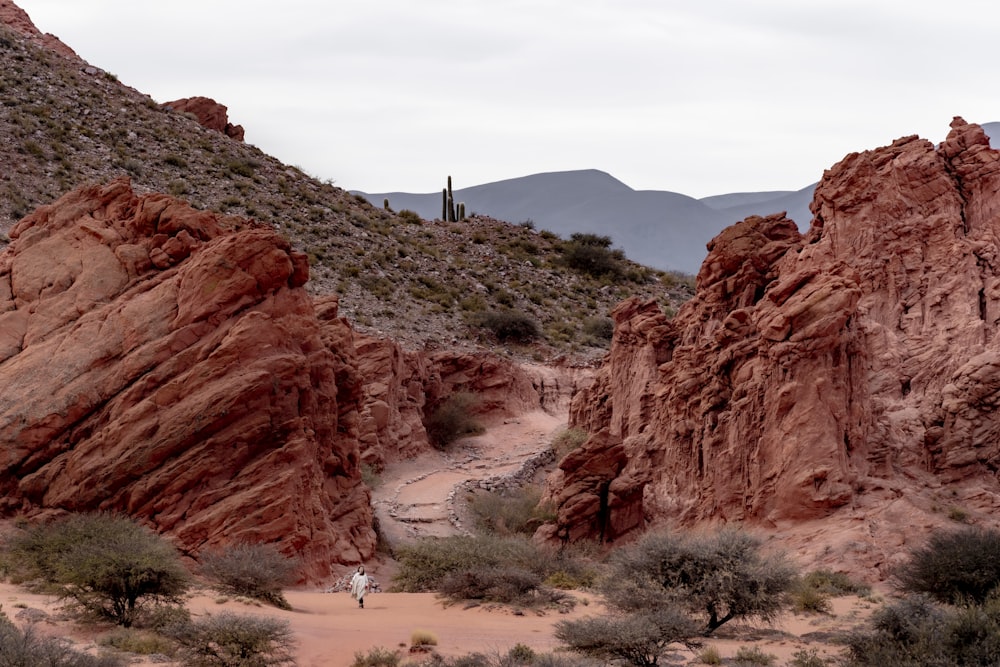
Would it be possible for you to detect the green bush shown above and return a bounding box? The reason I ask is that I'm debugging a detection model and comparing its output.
[467,486,553,536]
[166,612,296,666]
[550,428,588,459]
[438,565,559,605]
[351,647,400,667]
[896,527,1000,604]
[425,391,484,449]
[800,569,870,596]
[555,607,701,667]
[392,534,553,593]
[788,581,831,614]
[841,595,998,666]
[200,542,296,610]
[472,309,542,343]
[787,648,829,667]
[582,316,614,343]
[696,645,722,664]
[732,646,776,666]
[0,613,125,666]
[603,528,795,635]
[6,513,190,627]
[98,628,175,656]
[397,209,422,224]
[560,233,625,279]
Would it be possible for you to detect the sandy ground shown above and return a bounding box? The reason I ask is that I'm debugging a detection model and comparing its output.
[2,581,876,665]
[0,410,879,664]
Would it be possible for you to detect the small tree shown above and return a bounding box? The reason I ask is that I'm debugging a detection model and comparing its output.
[604,529,795,635]
[424,391,484,449]
[0,611,127,666]
[167,612,296,667]
[7,513,190,627]
[555,607,701,667]
[201,542,297,610]
[896,527,1000,604]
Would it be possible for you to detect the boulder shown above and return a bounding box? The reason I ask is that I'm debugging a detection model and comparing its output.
[163,96,245,142]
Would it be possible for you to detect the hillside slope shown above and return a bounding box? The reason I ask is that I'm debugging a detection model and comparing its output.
[0,17,689,360]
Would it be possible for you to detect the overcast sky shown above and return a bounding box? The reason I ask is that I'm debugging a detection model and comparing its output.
[14,1,1000,198]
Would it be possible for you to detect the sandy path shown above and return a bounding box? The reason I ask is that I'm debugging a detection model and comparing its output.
[371,410,566,548]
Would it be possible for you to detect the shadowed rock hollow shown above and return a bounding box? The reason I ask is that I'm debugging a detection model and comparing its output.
[545,119,1000,578]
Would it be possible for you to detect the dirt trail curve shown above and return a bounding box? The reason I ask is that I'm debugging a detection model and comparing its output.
[371,410,567,548]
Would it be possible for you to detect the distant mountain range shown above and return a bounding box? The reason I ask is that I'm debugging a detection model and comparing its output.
[356,123,1000,275]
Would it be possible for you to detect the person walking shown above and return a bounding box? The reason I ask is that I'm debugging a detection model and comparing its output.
[350,565,370,609]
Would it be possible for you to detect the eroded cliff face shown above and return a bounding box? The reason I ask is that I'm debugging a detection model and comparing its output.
[549,119,1000,575]
[0,177,374,582]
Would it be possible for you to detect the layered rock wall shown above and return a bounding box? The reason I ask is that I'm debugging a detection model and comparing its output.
[550,119,1000,572]
[0,178,372,581]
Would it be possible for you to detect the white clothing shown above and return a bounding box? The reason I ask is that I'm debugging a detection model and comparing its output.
[350,572,369,601]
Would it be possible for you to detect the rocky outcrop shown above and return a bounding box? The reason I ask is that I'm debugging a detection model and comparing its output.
[0,177,372,582]
[547,119,1000,576]
[163,96,245,142]
[0,0,78,60]
[353,335,580,469]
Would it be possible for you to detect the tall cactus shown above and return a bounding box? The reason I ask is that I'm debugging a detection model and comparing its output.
[442,188,448,220]
[447,175,456,222]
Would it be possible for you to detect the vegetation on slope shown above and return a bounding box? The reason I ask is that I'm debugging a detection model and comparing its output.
[0,24,694,360]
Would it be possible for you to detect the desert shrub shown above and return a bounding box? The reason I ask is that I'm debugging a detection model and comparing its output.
[555,606,701,667]
[895,526,1000,604]
[560,233,625,279]
[790,569,869,614]
[134,602,191,631]
[788,581,831,614]
[505,643,535,664]
[472,309,541,343]
[6,513,190,627]
[392,534,549,592]
[787,648,828,667]
[227,159,256,178]
[98,628,175,656]
[397,209,422,224]
[351,647,401,667]
[200,542,296,610]
[0,614,126,666]
[843,596,951,666]
[842,595,1000,666]
[696,645,722,664]
[167,612,296,666]
[438,565,551,605]
[467,486,553,536]
[360,462,381,489]
[425,391,484,449]
[410,629,438,647]
[800,569,870,596]
[603,528,795,635]
[732,645,775,666]
[582,316,614,342]
[550,427,588,459]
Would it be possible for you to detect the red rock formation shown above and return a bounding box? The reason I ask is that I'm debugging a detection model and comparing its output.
[0,0,79,60]
[547,119,1000,577]
[163,96,245,142]
[0,177,372,582]
[351,332,578,469]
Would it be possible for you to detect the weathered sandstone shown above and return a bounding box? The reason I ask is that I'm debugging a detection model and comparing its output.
[0,0,78,60]
[547,119,1000,578]
[163,96,246,142]
[0,177,372,582]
